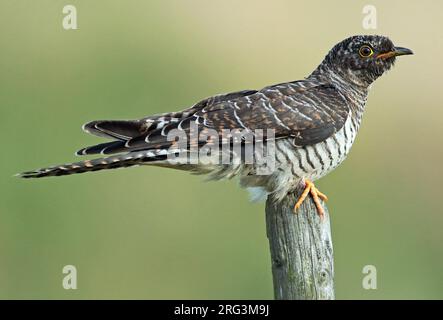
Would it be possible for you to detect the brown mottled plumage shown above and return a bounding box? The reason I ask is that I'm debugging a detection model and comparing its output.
[19,35,412,210]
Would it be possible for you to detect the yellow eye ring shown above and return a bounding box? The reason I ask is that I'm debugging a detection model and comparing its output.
[359,45,374,58]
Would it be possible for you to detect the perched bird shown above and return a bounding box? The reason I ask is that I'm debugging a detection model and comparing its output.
[19,35,413,218]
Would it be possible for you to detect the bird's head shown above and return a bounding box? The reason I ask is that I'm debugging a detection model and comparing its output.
[314,35,413,87]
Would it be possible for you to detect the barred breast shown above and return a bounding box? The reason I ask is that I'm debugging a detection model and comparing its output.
[262,110,361,202]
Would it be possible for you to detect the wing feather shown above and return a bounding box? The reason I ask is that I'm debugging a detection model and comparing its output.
[77,82,349,156]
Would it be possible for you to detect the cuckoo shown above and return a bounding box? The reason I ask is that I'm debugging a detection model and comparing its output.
[19,35,413,218]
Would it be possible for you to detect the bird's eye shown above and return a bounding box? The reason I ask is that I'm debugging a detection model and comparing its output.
[359,45,374,58]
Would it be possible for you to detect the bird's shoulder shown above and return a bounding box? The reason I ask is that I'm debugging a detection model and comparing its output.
[195,79,348,117]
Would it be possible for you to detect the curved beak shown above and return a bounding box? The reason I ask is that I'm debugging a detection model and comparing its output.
[377,47,414,59]
[393,47,414,56]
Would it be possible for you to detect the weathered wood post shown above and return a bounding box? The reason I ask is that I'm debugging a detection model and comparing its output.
[265,187,335,300]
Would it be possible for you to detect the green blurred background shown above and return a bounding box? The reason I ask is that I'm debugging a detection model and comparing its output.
[1,0,442,299]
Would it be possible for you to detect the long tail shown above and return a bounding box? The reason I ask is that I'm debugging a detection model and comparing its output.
[18,150,168,178]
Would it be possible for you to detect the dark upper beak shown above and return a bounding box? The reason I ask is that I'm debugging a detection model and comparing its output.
[393,47,414,56]
[377,47,414,59]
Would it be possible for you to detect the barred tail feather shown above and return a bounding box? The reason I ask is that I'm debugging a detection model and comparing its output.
[18,150,169,179]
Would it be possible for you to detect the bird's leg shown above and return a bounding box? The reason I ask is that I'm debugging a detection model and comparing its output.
[293,179,328,219]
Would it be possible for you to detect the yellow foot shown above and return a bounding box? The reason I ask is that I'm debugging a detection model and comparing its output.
[293,179,328,219]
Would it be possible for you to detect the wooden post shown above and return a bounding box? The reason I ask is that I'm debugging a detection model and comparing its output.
[265,188,335,300]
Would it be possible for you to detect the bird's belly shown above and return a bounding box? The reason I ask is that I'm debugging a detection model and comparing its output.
[217,114,360,202]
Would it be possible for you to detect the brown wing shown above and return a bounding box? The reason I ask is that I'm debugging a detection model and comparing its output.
[76,81,349,155]
[76,89,258,155]
[197,81,350,146]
